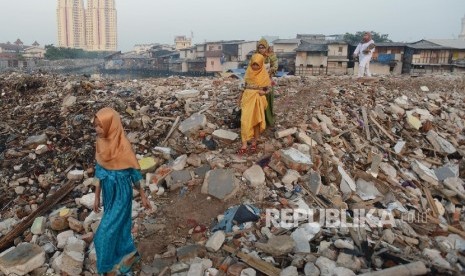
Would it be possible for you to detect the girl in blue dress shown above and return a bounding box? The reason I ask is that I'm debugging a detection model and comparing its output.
[92,107,151,275]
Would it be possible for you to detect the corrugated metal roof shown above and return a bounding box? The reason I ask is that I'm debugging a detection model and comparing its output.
[0,43,30,51]
[273,39,301,44]
[427,39,465,49]
[375,42,408,47]
[296,42,328,52]
[407,40,450,50]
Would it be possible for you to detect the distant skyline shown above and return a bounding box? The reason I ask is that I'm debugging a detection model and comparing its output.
[0,0,464,51]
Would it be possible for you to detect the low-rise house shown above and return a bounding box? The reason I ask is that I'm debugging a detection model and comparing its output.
[272,39,300,73]
[427,39,465,72]
[205,40,256,73]
[326,41,349,75]
[403,40,453,74]
[205,42,223,72]
[295,40,349,76]
[175,36,192,50]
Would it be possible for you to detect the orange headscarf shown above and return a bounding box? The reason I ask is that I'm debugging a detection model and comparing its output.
[256,38,273,56]
[245,54,271,88]
[95,107,140,170]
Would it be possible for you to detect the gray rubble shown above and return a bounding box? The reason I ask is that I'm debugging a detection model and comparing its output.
[1,72,465,275]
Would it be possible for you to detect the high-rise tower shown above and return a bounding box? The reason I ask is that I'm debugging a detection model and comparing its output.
[86,0,117,51]
[459,14,465,40]
[57,0,87,49]
[57,0,117,51]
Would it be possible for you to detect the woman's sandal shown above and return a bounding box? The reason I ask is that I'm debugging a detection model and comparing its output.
[119,252,141,274]
[236,146,248,155]
[250,142,258,153]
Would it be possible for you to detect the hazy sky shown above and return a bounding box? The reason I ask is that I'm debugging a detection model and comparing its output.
[0,0,464,51]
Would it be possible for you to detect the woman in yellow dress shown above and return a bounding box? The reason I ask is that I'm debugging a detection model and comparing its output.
[256,38,278,127]
[237,53,271,154]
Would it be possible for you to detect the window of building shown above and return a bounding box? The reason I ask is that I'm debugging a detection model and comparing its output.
[338,47,343,53]
[211,61,214,66]
[338,62,343,67]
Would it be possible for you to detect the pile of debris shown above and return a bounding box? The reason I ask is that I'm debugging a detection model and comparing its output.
[1,71,465,276]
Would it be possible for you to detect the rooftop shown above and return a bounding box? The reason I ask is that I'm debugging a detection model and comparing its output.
[273,39,301,44]
[427,39,465,49]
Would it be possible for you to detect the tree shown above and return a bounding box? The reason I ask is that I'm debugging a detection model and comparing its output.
[44,45,111,60]
[343,31,392,45]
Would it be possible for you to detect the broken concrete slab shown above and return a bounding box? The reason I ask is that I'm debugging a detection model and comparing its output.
[0,243,45,276]
[67,169,84,181]
[356,179,382,200]
[166,170,192,190]
[426,130,457,154]
[291,223,321,253]
[338,166,356,192]
[255,235,296,256]
[277,148,312,172]
[282,170,300,186]
[243,165,265,187]
[315,256,336,276]
[77,193,96,210]
[411,160,439,185]
[175,89,200,99]
[178,114,207,135]
[305,170,322,195]
[201,169,238,200]
[296,131,318,147]
[176,245,206,263]
[434,164,460,181]
[194,164,211,178]
[205,231,225,252]
[171,154,188,171]
[275,128,297,139]
[212,129,238,142]
[60,237,86,275]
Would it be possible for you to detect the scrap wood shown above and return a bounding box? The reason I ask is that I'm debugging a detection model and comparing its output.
[358,261,428,276]
[0,180,75,250]
[362,106,371,141]
[408,155,442,166]
[328,125,358,143]
[370,115,396,142]
[350,196,384,209]
[160,115,180,146]
[420,185,439,218]
[222,245,281,276]
[427,215,465,239]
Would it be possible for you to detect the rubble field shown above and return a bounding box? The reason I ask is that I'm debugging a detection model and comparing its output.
[1,72,465,276]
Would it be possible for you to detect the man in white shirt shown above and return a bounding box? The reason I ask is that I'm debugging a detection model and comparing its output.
[353,32,375,77]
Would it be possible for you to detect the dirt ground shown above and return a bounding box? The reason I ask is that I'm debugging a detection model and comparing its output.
[137,185,243,262]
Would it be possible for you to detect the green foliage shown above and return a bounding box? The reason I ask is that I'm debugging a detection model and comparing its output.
[343,31,392,45]
[44,45,112,60]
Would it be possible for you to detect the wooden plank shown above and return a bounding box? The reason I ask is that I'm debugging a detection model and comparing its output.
[422,185,439,218]
[222,245,281,276]
[369,115,396,142]
[0,180,75,250]
[362,107,371,141]
[161,116,180,146]
[427,215,465,239]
